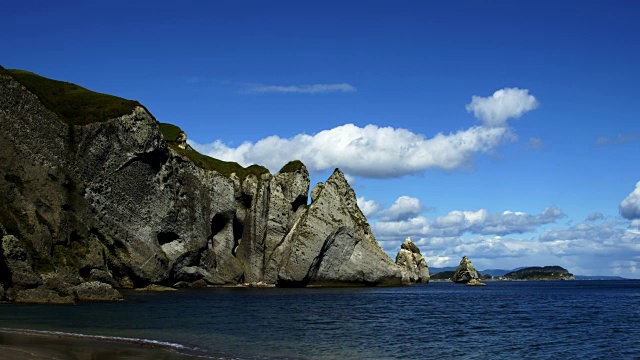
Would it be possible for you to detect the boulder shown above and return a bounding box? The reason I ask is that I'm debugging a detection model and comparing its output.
[1,235,42,289]
[14,287,75,304]
[71,281,123,301]
[466,278,486,286]
[395,237,430,283]
[451,256,481,283]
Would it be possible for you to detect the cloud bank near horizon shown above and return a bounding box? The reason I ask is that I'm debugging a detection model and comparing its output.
[362,190,640,277]
[191,87,538,178]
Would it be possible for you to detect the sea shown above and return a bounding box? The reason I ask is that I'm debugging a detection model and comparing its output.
[1,280,639,359]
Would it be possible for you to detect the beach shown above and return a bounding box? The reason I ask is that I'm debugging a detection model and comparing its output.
[0,330,201,360]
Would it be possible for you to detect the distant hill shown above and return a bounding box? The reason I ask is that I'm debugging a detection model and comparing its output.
[430,271,455,280]
[429,267,458,273]
[479,269,512,277]
[504,266,575,280]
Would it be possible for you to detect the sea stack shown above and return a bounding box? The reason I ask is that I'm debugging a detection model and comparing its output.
[451,256,483,284]
[395,237,430,284]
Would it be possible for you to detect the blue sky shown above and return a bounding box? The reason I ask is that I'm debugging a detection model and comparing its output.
[3,1,640,277]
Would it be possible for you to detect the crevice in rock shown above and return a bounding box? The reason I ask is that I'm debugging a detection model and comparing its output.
[157,231,180,246]
[291,195,308,213]
[116,148,167,174]
[232,216,244,257]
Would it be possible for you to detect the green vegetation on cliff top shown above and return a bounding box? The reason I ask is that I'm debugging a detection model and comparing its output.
[278,160,305,174]
[0,65,290,180]
[158,123,270,180]
[3,67,140,125]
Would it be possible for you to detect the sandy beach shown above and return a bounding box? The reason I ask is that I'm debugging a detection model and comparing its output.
[0,330,202,359]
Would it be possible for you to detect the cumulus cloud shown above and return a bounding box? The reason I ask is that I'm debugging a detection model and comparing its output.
[369,200,640,277]
[620,181,640,220]
[191,123,516,178]
[190,88,537,178]
[356,197,382,218]
[465,88,539,128]
[245,83,356,94]
[586,212,604,222]
[595,133,637,147]
[376,196,425,221]
[371,206,565,242]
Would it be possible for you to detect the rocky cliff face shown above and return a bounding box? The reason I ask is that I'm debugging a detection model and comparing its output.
[395,237,430,283]
[0,68,407,302]
[451,256,480,283]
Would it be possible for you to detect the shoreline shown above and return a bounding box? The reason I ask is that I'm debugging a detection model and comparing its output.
[0,328,207,359]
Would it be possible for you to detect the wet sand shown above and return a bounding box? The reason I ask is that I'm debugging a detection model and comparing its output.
[0,330,203,359]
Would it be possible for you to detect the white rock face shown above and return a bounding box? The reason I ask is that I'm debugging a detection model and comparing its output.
[395,237,430,284]
[277,169,404,286]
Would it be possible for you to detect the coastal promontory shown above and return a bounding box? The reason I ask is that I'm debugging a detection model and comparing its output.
[0,67,411,302]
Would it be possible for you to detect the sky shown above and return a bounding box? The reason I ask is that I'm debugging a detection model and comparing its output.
[2,0,640,277]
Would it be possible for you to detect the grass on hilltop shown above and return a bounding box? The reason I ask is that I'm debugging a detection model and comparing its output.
[158,123,270,180]
[5,68,140,125]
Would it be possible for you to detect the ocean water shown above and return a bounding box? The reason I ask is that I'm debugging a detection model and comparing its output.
[1,280,639,359]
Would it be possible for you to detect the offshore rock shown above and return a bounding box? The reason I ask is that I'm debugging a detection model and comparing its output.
[277,170,404,287]
[395,237,430,283]
[451,256,480,283]
[466,278,486,286]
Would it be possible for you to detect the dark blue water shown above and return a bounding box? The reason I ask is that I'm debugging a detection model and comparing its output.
[1,281,639,359]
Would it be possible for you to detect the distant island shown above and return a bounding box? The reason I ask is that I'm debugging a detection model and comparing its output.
[502,266,575,281]
[431,265,577,281]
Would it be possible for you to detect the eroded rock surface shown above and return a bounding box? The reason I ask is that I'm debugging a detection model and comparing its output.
[277,170,404,287]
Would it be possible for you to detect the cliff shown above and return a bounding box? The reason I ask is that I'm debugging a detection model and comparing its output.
[0,67,407,302]
[503,266,575,281]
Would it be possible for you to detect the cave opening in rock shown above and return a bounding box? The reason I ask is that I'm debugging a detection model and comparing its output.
[209,213,228,240]
[241,193,252,208]
[291,195,308,212]
[157,231,180,245]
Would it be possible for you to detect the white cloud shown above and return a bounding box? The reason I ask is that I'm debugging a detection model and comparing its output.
[356,197,382,218]
[371,206,564,242]
[191,123,516,178]
[595,133,637,147]
[586,212,604,222]
[245,83,356,94]
[465,87,539,128]
[190,88,538,179]
[377,196,425,221]
[620,181,640,220]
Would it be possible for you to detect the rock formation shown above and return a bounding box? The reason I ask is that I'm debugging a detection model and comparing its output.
[395,237,430,283]
[276,170,404,287]
[0,67,409,302]
[451,256,481,283]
